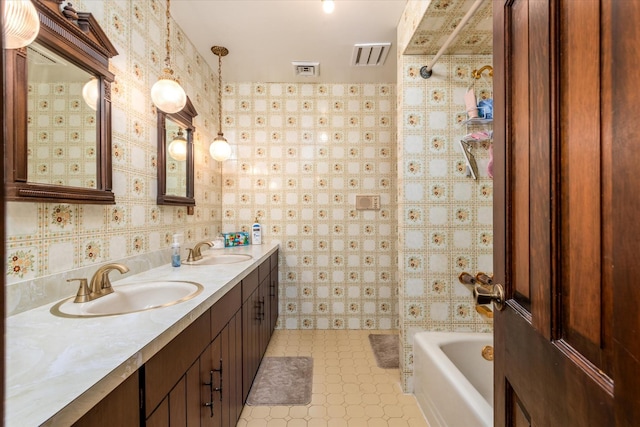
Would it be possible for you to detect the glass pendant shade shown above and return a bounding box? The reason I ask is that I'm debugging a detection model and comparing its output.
[151,76,187,114]
[82,78,99,110]
[168,129,187,161]
[3,0,40,49]
[209,133,231,161]
[322,0,335,14]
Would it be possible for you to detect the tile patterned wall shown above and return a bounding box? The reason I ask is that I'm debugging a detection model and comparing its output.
[27,82,98,188]
[221,83,399,331]
[397,54,495,391]
[5,0,223,314]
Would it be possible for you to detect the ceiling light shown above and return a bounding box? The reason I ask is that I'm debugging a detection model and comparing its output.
[209,45,231,162]
[151,0,187,114]
[3,0,40,49]
[322,0,335,14]
[168,128,188,161]
[82,78,99,110]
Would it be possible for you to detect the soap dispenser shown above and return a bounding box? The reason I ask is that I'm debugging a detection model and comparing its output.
[252,218,262,245]
[171,234,181,267]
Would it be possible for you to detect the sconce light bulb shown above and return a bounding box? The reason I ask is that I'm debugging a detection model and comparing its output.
[168,130,188,161]
[322,0,335,14]
[82,78,99,110]
[151,77,187,114]
[3,0,40,49]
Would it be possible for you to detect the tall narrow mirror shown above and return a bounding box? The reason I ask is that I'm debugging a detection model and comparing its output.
[157,97,196,206]
[4,0,118,204]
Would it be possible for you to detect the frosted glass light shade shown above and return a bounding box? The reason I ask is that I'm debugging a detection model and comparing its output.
[168,134,187,161]
[151,77,187,114]
[3,0,40,49]
[82,78,99,110]
[209,135,231,161]
[322,0,335,14]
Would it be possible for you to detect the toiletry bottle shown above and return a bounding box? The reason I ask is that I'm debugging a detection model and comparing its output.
[171,234,181,267]
[252,218,262,245]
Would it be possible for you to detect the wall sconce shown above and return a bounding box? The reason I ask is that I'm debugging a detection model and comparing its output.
[151,0,186,114]
[3,0,40,49]
[209,45,231,162]
[82,78,99,110]
[168,128,187,161]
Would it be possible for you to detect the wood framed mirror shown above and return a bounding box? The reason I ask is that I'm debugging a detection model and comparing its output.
[4,0,118,204]
[157,97,196,207]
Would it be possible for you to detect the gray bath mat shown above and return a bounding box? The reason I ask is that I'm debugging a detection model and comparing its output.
[247,356,313,406]
[368,334,400,368]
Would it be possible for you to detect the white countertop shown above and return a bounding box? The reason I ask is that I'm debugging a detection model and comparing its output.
[5,243,279,427]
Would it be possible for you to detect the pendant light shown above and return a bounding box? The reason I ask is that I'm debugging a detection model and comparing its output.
[209,45,231,162]
[82,78,99,110]
[168,128,187,161]
[151,0,186,114]
[3,0,40,49]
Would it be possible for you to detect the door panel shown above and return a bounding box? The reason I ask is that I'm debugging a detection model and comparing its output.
[493,0,625,425]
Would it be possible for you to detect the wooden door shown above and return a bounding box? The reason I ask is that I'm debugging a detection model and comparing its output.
[493,1,640,425]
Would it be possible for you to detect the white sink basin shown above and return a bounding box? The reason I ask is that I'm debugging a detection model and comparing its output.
[183,253,253,265]
[50,280,203,318]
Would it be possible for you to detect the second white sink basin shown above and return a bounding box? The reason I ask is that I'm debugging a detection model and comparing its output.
[50,280,203,318]
[183,253,253,265]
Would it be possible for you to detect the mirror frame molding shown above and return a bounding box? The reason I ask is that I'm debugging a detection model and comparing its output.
[4,0,118,204]
[157,97,197,207]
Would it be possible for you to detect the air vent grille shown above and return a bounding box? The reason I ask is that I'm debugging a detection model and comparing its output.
[292,61,320,77]
[351,43,391,67]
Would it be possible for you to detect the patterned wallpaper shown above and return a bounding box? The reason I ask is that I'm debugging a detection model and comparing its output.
[27,82,97,188]
[397,53,494,391]
[404,0,493,56]
[5,0,224,314]
[221,82,398,331]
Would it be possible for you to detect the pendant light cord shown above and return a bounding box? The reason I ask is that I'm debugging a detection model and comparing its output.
[217,52,223,136]
[164,0,172,70]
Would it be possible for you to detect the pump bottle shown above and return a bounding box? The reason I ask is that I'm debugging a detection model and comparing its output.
[171,234,181,267]
[252,218,262,245]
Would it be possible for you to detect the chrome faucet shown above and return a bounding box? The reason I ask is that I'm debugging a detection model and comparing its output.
[187,240,213,262]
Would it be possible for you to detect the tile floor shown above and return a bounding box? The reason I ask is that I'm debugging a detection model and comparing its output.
[237,330,429,427]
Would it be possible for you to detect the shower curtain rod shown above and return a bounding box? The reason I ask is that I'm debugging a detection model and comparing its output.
[420,0,485,79]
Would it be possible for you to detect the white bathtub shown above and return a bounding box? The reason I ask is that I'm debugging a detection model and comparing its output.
[413,332,493,427]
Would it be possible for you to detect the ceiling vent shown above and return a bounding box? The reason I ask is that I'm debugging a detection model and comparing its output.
[292,61,320,77]
[351,42,391,66]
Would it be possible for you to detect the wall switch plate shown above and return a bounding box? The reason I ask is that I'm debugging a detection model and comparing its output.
[355,195,380,210]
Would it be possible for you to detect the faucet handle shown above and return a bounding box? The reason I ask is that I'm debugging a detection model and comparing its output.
[68,278,91,303]
[186,248,195,262]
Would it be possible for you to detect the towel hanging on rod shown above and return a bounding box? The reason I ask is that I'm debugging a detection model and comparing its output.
[420,0,486,79]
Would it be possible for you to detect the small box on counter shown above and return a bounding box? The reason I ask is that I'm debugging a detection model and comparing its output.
[223,232,250,247]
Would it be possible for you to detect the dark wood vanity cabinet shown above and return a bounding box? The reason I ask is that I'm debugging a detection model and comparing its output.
[72,373,140,427]
[143,250,278,427]
[241,254,279,402]
[70,251,279,426]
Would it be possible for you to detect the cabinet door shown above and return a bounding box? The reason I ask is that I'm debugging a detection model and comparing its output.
[269,260,279,334]
[202,338,221,427]
[73,373,140,427]
[242,285,261,402]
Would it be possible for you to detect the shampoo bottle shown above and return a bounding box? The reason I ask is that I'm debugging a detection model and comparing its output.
[252,218,262,245]
[171,234,181,267]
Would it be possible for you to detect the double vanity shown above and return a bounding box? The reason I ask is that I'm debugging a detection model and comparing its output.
[6,243,279,426]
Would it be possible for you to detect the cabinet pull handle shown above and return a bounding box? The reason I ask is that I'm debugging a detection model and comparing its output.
[203,370,214,417]
[213,358,223,401]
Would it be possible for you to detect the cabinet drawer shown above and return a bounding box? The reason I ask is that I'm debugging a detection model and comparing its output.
[212,283,241,338]
[270,251,278,271]
[241,268,260,302]
[145,311,211,417]
[258,257,271,283]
